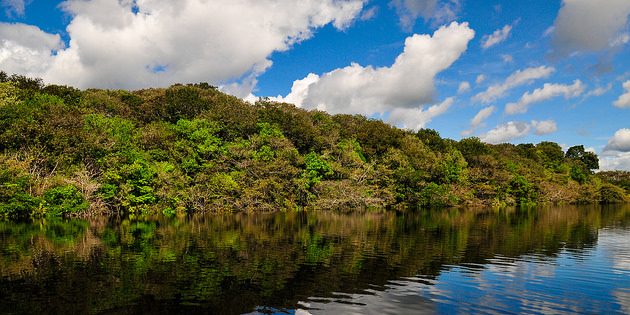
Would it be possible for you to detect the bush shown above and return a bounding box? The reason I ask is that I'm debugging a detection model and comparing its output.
[419,183,452,207]
[303,152,334,189]
[598,183,627,204]
[509,175,537,205]
[43,185,89,216]
[0,169,41,220]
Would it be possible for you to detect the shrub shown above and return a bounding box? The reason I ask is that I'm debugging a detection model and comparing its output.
[303,152,333,189]
[43,185,89,216]
[0,169,42,220]
[598,183,627,204]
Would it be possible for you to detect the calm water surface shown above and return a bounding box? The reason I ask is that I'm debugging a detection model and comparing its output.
[1,205,629,314]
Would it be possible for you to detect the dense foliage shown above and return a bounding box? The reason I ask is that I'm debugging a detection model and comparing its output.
[0,72,627,219]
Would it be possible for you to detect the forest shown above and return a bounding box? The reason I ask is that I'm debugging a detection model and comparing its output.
[0,72,628,220]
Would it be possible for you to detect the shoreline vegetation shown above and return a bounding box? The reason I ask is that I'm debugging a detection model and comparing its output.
[0,72,629,220]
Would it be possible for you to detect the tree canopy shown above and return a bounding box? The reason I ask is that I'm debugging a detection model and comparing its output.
[0,72,627,220]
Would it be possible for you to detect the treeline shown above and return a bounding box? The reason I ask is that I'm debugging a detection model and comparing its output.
[0,72,628,219]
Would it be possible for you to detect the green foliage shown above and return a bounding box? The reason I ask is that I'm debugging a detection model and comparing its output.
[457,137,488,163]
[419,183,452,207]
[509,175,537,204]
[100,155,158,211]
[536,141,564,170]
[85,114,136,148]
[163,85,209,122]
[174,119,223,157]
[566,145,599,170]
[43,185,89,216]
[570,164,588,184]
[0,72,625,219]
[41,85,82,106]
[437,149,467,184]
[0,172,41,220]
[0,82,19,107]
[417,128,448,152]
[597,171,630,194]
[303,152,333,189]
[337,139,367,165]
[256,122,284,139]
[598,183,627,203]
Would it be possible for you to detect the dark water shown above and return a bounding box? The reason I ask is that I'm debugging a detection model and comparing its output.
[1,205,629,315]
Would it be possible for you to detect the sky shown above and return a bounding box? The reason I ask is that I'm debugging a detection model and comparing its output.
[1,0,630,170]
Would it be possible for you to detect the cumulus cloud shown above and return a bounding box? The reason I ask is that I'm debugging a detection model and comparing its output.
[600,152,630,171]
[0,22,64,74]
[0,0,366,90]
[614,80,630,108]
[531,120,558,135]
[601,128,630,170]
[273,73,320,107]
[551,0,630,56]
[480,121,531,144]
[481,24,512,49]
[457,81,471,94]
[387,97,454,130]
[472,66,555,103]
[389,0,461,31]
[505,80,585,115]
[480,119,558,144]
[1,0,27,17]
[604,128,630,152]
[274,22,475,117]
[461,105,495,136]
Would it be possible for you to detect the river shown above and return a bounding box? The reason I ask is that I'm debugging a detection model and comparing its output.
[1,205,629,314]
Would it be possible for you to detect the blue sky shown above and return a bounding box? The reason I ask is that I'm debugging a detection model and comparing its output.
[1,0,630,169]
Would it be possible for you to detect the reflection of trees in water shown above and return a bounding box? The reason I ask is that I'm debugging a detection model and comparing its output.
[0,205,628,314]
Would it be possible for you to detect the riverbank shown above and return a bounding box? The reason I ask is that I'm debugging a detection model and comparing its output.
[1,74,629,220]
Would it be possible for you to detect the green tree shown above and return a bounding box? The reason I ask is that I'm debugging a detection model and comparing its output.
[566,145,599,171]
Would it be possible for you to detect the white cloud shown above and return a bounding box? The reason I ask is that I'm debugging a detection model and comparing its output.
[272,73,320,106]
[457,81,470,94]
[462,105,495,136]
[611,33,630,47]
[600,152,630,171]
[614,80,630,108]
[480,121,531,144]
[0,0,366,90]
[0,22,63,51]
[220,75,258,100]
[389,0,461,31]
[505,80,585,115]
[360,6,378,21]
[604,128,630,152]
[480,119,558,144]
[588,130,630,170]
[585,83,612,97]
[473,66,555,103]
[274,22,475,117]
[531,120,557,135]
[481,24,512,49]
[475,74,486,84]
[0,22,64,75]
[387,97,454,130]
[552,0,630,56]
[1,0,27,17]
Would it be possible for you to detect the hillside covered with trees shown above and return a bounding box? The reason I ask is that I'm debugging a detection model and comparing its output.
[0,73,628,220]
